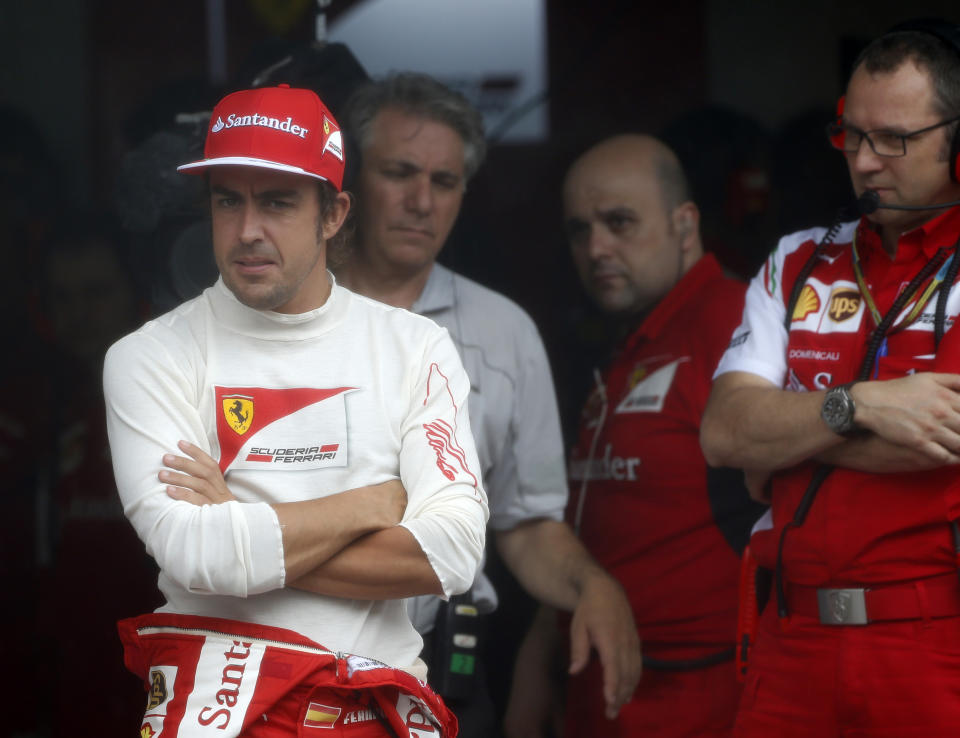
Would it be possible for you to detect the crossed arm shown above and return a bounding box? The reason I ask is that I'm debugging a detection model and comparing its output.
[164,442,642,710]
[160,441,443,599]
[700,370,960,497]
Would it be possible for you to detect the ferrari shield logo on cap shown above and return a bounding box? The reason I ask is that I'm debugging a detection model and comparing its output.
[321,115,344,161]
[222,395,254,436]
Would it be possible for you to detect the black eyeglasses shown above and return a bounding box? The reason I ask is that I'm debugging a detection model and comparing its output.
[826,115,960,157]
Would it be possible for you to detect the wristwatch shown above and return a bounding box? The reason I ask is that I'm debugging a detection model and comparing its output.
[821,382,858,436]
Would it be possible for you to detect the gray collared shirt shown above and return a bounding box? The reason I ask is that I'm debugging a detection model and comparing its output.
[407,263,568,631]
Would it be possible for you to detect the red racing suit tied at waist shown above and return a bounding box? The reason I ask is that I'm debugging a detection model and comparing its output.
[117,613,456,737]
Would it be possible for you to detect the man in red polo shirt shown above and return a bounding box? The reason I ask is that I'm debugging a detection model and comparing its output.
[700,19,960,737]
[507,134,761,738]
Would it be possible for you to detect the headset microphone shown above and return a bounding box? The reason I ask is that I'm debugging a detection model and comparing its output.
[856,189,960,215]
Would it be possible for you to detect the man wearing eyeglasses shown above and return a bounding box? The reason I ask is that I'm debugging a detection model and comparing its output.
[700,19,960,737]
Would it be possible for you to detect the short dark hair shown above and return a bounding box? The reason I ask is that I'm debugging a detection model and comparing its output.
[342,72,487,183]
[317,179,352,267]
[851,29,960,121]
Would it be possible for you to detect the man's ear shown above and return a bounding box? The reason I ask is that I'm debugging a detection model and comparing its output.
[672,201,700,252]
[321,191,352,241]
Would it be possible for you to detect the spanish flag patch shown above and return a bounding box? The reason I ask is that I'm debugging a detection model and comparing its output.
[304,702,342,729]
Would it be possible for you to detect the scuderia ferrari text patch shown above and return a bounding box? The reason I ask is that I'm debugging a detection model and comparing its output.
[215,386,357,472]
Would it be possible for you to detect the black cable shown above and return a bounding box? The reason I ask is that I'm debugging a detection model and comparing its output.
[774,464,833,617]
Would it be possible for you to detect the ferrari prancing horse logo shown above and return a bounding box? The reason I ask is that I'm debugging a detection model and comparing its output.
[223,395,254,435]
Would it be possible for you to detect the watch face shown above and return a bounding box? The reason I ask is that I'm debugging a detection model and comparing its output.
[823,387,853,433]
[825,397,843,423]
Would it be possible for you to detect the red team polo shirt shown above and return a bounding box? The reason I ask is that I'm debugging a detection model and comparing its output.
[567,253,754,658]
[717,206,960,587]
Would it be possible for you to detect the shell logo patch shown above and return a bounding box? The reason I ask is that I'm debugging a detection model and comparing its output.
[792,285,821,322]
[222,395,254,435]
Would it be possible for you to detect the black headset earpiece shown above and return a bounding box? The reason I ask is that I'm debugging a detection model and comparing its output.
[884,18,960,182]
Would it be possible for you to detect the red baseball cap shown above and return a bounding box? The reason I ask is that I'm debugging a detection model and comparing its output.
[178,84,345,190]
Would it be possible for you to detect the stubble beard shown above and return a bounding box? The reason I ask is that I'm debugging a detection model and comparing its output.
[223,247,322,312]
[226,275,298,311]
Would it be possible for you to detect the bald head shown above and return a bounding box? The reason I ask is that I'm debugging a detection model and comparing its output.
[563,134,702,316]
[564,134,691,214]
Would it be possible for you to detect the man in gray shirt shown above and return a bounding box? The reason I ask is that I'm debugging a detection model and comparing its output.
[334,72,640,736]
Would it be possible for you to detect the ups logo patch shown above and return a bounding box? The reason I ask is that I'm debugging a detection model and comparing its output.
[828,288,861,322]
[146,669,167,710]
